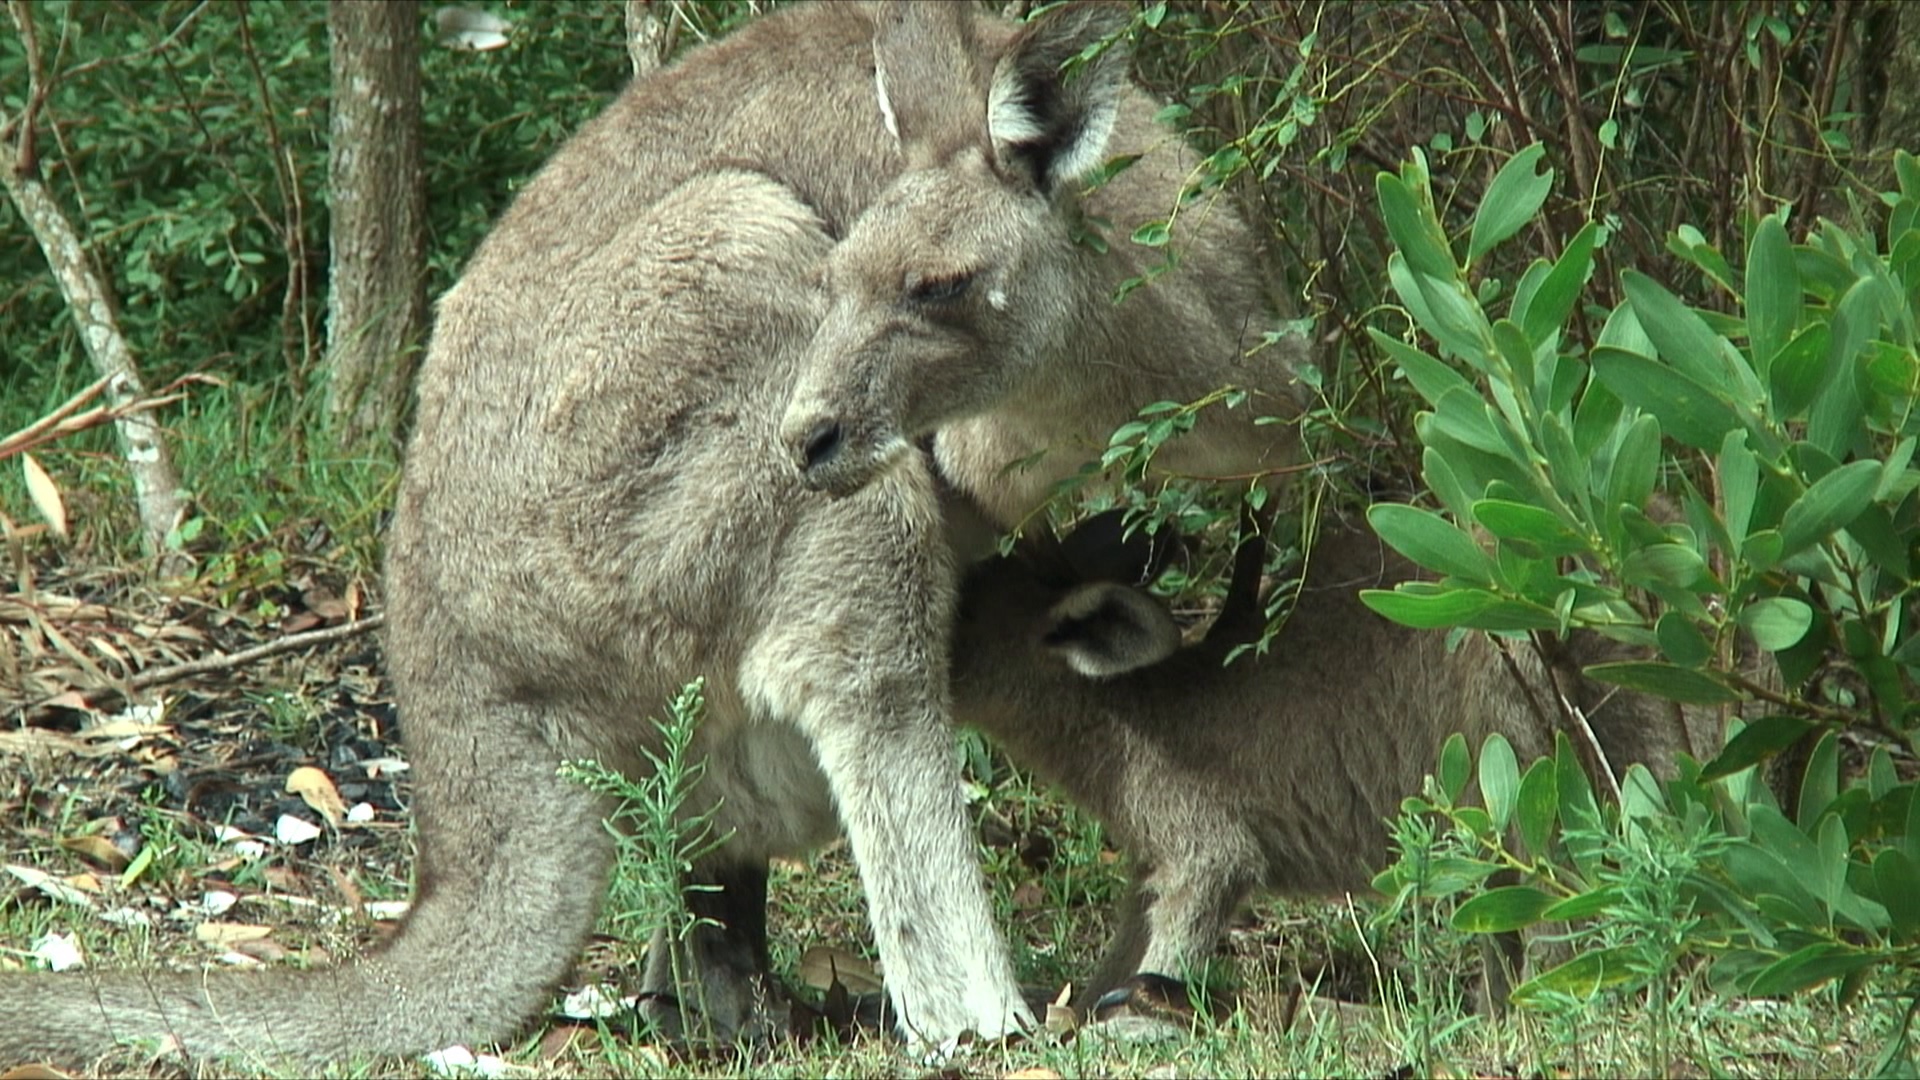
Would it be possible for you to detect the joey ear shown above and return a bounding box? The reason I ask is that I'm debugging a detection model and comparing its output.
[987,2,1131,192]
[1058,509,1179,586]
[1043,582,1181,678]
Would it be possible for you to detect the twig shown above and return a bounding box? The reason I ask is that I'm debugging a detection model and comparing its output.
[119,614,385,693]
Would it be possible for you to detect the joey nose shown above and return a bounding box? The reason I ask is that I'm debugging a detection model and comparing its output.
[793,417,844,483]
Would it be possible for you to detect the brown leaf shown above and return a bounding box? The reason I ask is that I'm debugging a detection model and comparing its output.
[797,944,883,995]
[57,835,130,872]
[279,611,323,634]
[2,1064,79,1079]
[537,1024,596,1063]
[1010,880,1046,911]
[193,922,273,947]
[1044,982,1077,1035]
[21,453,68,540]
[1004,1070,1063,1080]
[285,766,347,827]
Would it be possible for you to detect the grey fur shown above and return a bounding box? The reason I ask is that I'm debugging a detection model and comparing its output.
[950,513,1716,1009]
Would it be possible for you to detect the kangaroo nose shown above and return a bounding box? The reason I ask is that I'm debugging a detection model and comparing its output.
[797,418,843,476]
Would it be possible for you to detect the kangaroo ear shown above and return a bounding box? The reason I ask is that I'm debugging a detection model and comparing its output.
[1042,582,1181,678]
[987,2,1131,192]
[1058,509,1181,586]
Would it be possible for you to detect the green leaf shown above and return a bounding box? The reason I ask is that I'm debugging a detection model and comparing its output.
[1769,322,1831,417]
[1873,849,1920,942]
[1469,145,1554,263]
[1700,715,1815,781]
[1777,459,1881,558]
[1585,661,1739,705]
[1471,499,1591,557]
[1540,885,1624,922]
[1367,503,1496,584]
[1623,269,1732,388]
[1520,221,1600,348]
[1422,447,1479,525]
[1621,543,1711,590]
[1748,804,1828,911]
[1605,413,1661,528]
[1590,346,1745,451]
[1479,734,1520,831]
[1720,430,1758,553]
[1515,757,1558,857]
[1655,611,1711,668]
[1739,597,1814,651]
[1744,943,1879,997]
[1439,731,1471,803]
[1376,172,1457,282]
[1798,730,1840,829]
[1360,587,1561,631]
[1370,328,1472,408]
[1511,946,1638,1004]
[1745,214,1800,375]
[1451,885,1558,933]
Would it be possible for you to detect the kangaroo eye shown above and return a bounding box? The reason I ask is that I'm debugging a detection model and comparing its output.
[907,272,974,304]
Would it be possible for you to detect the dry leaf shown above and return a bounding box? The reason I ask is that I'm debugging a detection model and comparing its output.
[797,944,884,995]
[58,834,131,872]
[194,921,273,947]
[20,453,67,539]
[1004,1070,1063,1080]
[6,864,95,908]
[1044,983,1077,1035]
[286,766,348,826]
[1010,880,1046,910]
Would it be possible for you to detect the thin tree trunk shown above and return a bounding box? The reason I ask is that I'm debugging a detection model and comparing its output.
[325,0,426,454]
[625,0,667,78]
[2,1,187,564]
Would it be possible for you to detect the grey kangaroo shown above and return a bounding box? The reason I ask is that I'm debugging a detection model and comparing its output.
[0,2,1302,1066]
[948,511,1713,1013]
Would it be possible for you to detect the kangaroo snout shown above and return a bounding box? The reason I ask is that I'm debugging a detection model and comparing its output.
[793,417,844,481]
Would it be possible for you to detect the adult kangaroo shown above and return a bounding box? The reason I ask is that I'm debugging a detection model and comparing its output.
[0,1,1301,1066]
[948,511,1714,1013]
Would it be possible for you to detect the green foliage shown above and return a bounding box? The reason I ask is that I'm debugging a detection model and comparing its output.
[560,678,732,1039]
[1364,143,1920,1066]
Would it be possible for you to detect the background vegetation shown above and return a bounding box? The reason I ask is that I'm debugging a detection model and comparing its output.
[3,1,1918,1076]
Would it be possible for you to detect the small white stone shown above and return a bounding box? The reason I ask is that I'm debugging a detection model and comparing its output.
[274,814,323,845]
[32,932,85,971]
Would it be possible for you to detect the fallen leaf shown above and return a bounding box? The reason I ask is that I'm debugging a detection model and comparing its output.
[285,766,347,826]
[275,813,323,845]
[797,944,884,995]
[58,834,131,872]
[194,922,273,947]
[1010,880,1046,910]
[1044,982,1077,1035]
[536,1024,595,1063]
[31,932,84,972]
[230,937,292,963]
[1004,1070,1063,1079]
[21,453,68,539]
[6,865,95,908]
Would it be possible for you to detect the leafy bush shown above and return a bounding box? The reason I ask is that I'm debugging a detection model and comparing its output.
[1360,142,1920,1065]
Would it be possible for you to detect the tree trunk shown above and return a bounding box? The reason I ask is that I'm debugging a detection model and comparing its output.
[624,0,666,79]
[325,0,426,454]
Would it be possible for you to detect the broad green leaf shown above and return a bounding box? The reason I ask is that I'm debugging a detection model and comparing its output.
[1745,214,1800,375]
[1511,946,1638,1004]
[1738,597,1814,651]
[1415,272,1497,362]
[1590,346,1745,451]
[1655,610,1711,667]
[1623,269,1731,388]
[1451,885,1558,933]
[1520,221,1600,348]
[1769,322,1831,417]
[1515,757,1557,857]
[1469,145,1554,263]
[1621,543,1711,590]
[1439,731,1471,803]
[1720,430,1758,553]
[1744,943,1879,997]
[1471,499,1590,557]
[1370,328,1471,408]
[1422,447,1479,525]
[1605,413,1662,527]
[1777,458,1881,558]
[1873,849,1920,942]
[1748,804,1828,913]
[1798,729,1840,830]
[1585,661,1739,705]
[1360,587,1561,631]
[1368,503,1497,584]
[1541,885,1624,922]
[1376,172,1456,282]
[1479,733,1520,831]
